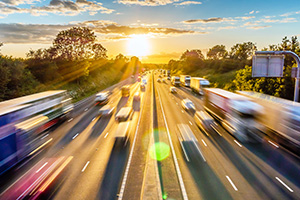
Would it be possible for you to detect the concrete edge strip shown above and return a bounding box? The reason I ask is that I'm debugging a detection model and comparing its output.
[156,85,189,200]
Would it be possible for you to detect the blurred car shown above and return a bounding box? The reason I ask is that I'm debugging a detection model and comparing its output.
[181,99,195,111]
[162,78,166,83]
[159,75,162,78]
[170,86,177,93]
[167,77,171,80]
[138,76,141,82]
[99,105,115,117]
[140,83,146,91]
[95,91,111,105]
[133,92,140,101]
[194,111,215,136]
[131,75,134,78]
[142,79,147,84]
[115,107,133,122]
[157,78,161,83]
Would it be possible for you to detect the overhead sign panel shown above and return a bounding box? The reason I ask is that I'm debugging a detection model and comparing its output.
[252,55,284,77]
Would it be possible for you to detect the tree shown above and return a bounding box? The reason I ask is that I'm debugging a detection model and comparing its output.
[229,42,257,60]
[180,49,204,60]
[207,45,228,59]
[52,27,107,61]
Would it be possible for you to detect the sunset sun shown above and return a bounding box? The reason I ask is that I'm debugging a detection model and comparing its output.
[127,34,150,57]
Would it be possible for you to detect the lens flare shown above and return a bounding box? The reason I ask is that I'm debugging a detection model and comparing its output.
[149,142,170,161]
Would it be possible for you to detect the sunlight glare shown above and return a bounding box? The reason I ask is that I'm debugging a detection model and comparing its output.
[127,34,150,57]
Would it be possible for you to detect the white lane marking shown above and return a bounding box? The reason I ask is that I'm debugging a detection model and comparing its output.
[16,159,60,200]
[178,139,190,162]
[72,133,79,140]
[157,88,189,200]
[104,132,109,138]
[275,177,293,192]
[268,140,279,148]
[41,134,49,140]
[202,139,207,147]
[68,118,73,122]
[82,161,90,172]
[211,124,222,136]
[226,176,238,191]
[189,121,192,125]
[36,162,48,173]
[117,88,144,200]
[92,117,95,122]
[193,140,206,162]
[84,108,88,111]
[29,138,53,156]
[234,140,242,148]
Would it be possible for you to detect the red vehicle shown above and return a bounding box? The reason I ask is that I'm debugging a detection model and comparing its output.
[0,156,73,200]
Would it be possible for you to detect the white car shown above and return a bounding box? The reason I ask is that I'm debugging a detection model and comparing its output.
[181,99,195,111]
[133,92,140,101]
[142,79,147,85]
[95,91,111,105]
[170,87,177,93]
[99,105,115,117]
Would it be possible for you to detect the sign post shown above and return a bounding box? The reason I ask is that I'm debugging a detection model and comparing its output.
[252,51,300,102]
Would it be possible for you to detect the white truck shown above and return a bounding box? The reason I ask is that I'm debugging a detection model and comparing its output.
[171,76,180,87]
[237,91,300,151]
[180,75,191,87]
[190,77,210,95]
[204,88,262,142]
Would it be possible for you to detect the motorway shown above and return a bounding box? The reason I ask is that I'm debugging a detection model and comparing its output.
[0,71,300,200]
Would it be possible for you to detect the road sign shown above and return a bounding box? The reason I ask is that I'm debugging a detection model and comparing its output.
[252,55,285,77]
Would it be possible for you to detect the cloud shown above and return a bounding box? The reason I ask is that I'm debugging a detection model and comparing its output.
[260,17,297,23]
[235,16,255,20]
[117,0,180,6]
[242,21,259,27]
[0,0,114,17]
[249,10,259,14]
[0,0,39,6]
[182,17,235,24]
[218,26,236,30]
[175,1,202,6]
[280,10,300,17]
[0,21,206,44]
[247,25,271,30]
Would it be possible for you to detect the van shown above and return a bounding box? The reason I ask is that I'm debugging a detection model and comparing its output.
[115,107,133,122]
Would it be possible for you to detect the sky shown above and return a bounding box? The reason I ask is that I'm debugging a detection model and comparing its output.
[0,0,300,63]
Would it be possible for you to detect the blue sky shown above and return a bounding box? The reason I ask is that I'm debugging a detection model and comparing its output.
[0,0,299,63]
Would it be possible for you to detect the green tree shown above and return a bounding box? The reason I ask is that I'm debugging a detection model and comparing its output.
[207,45,228,59]
[53,27,107,61]
[180,49,204,60]
[229,42,257,60]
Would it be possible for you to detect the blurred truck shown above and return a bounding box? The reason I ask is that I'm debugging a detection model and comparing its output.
[204,88,262,142]
[0,90,73,174]
[180,75,191,87]
[237,91,300,151]
[114,122,130,147]
[171,76,180,87]
[190,77,210,95]
[121,85,130,97]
